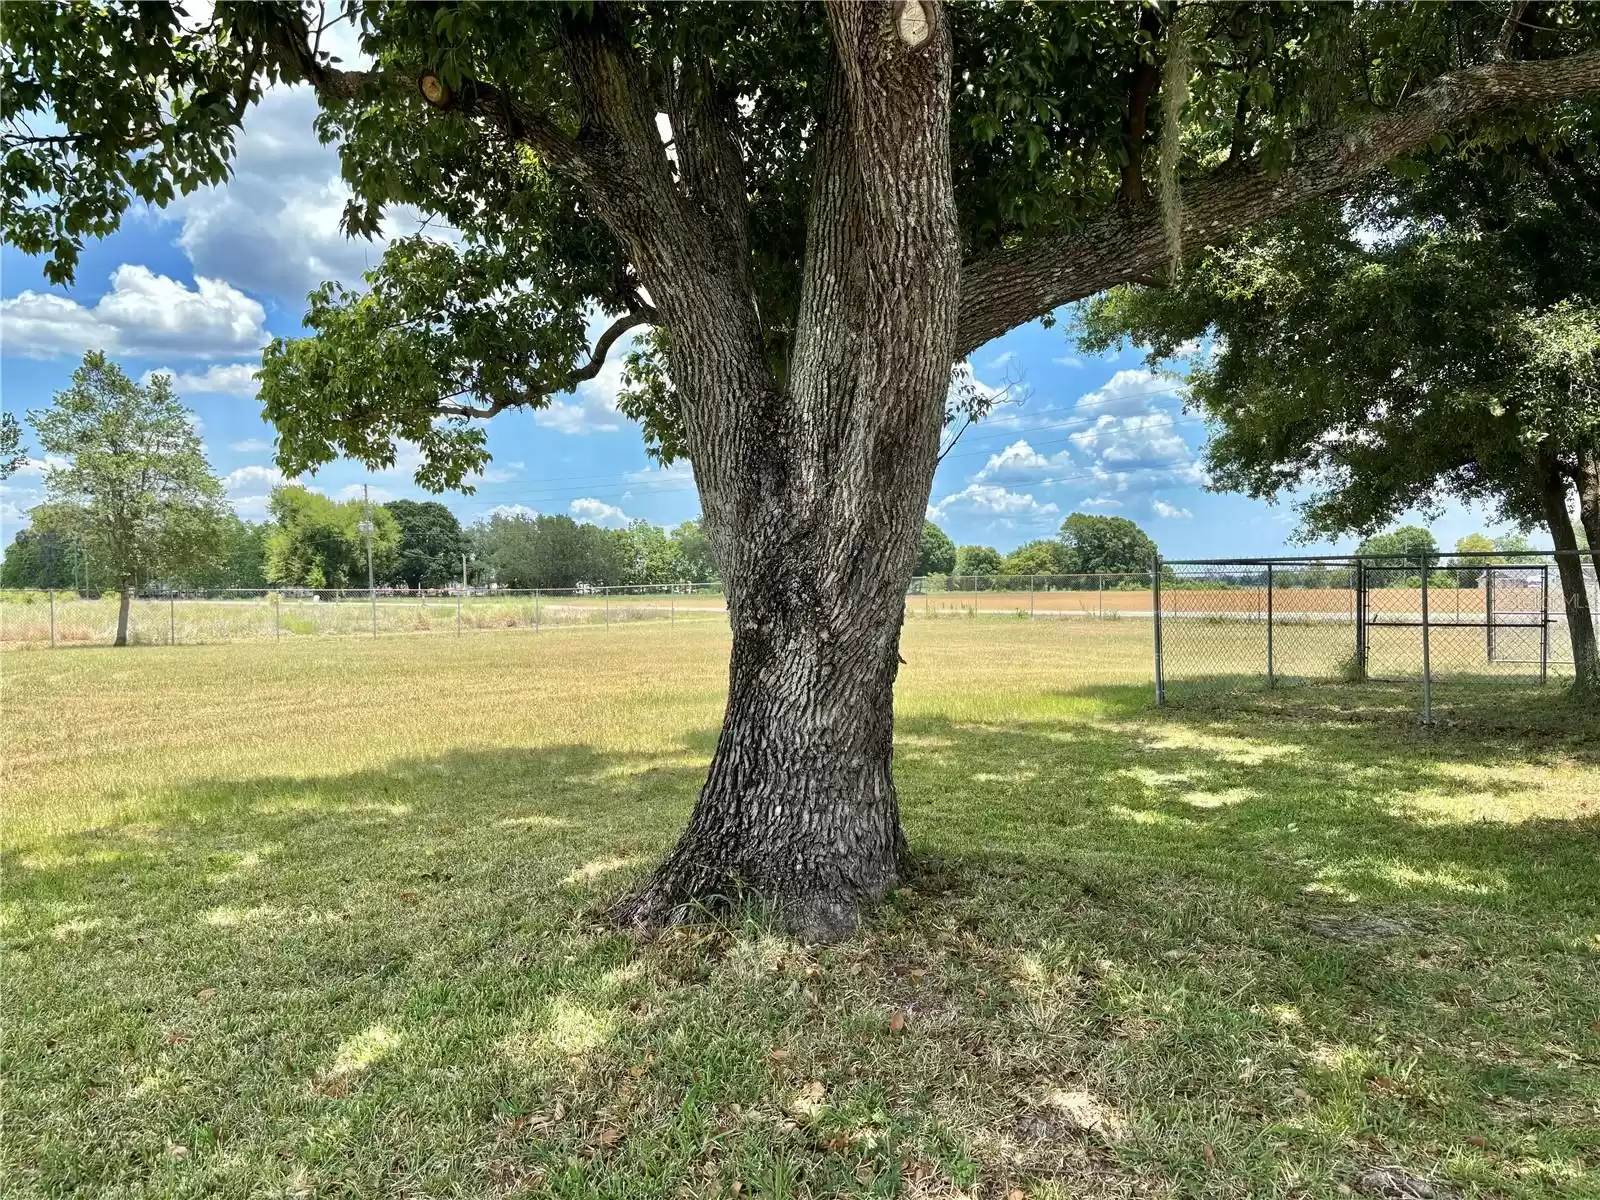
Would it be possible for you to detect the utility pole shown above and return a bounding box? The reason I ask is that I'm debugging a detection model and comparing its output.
[360,484,377,638]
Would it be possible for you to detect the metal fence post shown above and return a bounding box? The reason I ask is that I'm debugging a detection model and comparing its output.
[1354,559,1367,682]
[169,593,176,646]
[49,588,56,648]
[1266,563,1275,687]
[605,587,610,627]
[535,587,541,632]
[1098,574,1104,619]
[1485,567,1494,663]
[1030,575,1036,618]
[1540,563,1549,685]
[670,590,675,626]
[1420,554,1433,724]
[1152,555,1165,705]
[274,595,280,641]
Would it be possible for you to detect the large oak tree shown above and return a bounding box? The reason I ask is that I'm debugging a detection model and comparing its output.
[7,1,1600,938]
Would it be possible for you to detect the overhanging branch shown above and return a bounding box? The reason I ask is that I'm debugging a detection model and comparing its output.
[955,49,1600,357]
[434,308,655,419]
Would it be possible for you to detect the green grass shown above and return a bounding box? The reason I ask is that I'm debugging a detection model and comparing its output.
[4,622,1597,1198]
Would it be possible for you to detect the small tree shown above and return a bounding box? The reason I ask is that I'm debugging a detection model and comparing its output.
[1001,539,1067,577]
[955,545,1002,579]
[915,520,957,577]
[29,353,228,644]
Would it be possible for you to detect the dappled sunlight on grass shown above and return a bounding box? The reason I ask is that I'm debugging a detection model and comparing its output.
[4,622,1597,1198]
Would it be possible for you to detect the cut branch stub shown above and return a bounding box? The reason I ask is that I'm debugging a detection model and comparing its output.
[418,72,452,108]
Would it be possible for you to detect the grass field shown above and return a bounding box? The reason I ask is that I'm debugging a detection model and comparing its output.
[4,621,1598,1198]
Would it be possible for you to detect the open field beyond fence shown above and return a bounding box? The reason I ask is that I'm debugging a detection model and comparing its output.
[4,620,1597,1199]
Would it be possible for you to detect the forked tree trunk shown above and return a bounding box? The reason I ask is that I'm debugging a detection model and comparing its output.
[114,577,133,647]
[609,1,959,940]
[1537,451,1598,693]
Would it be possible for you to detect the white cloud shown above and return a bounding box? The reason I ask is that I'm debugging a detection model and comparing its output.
[986,351,1015,370]
[1079,495,1124,509]
[973,439,1073,484]
[9,455,71,479]
[472,461,524,485]
[228,438,273,453]
[535,354,629,435]
[1052,355,1084,369]
[1152,500,1193,519]
[624,460,696,488]
[484,504,539,521]
[1,266,268,360]
[1074,368,1179,417]
[1070,412,1192,467]
[163,79,435,303]
[928,483,1059,524]
[570,497,630,527]
[222,463,287,519]
[144,362,261,397]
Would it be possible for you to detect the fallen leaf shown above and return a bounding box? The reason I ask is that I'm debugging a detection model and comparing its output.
[730,1182,744,1196]
[628,1064,647,1078]
[1465,1134,1488,1149]
[1006,1188,1026,1200]
[398,891,419,903]
[592,1125,623,1148]
[768,1048,790,1063]
[888,1011,907,1034]
[909,968,926,982]
[1203,1143,1216,1167]
[164,1030,190,1045]
[195,987,218,1001]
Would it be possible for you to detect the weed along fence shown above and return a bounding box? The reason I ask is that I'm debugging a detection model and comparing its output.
[1152,550,1597,720]
[0,583,731,647]
[0,572,1153,649]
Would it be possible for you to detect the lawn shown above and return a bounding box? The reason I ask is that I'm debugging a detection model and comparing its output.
[3,621,1597,1199]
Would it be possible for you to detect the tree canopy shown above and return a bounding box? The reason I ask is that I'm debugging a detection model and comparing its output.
[915,520,956,577]
[1057,512,1159,574]
[264,485,400,590]
[384,499,466,588]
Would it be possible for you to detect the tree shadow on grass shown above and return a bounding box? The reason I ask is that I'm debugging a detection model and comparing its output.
[7,688,1599,1198]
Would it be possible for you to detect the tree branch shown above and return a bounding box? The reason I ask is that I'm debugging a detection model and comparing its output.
[250,8,592,182]
[955,49,1600,357]
[434,309,655,419]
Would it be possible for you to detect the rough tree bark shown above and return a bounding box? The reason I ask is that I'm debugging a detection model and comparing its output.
[1537,449,1599,693]
[1575,447,1600,581]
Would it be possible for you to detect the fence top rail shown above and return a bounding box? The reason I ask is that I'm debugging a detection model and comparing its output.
[1161,549,1583,566]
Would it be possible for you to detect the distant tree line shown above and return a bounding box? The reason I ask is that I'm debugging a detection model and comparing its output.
[924,513,1161,588]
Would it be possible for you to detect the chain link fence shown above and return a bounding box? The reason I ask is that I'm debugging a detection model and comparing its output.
[1154,551,1597,719]
[0,572,1155,648]
[0,583,731,647]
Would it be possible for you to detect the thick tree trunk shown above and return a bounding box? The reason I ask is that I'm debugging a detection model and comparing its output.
[114,578,132,647]
[1537,451,1598,693]
[611,581,910,943]
[611,0,960,941]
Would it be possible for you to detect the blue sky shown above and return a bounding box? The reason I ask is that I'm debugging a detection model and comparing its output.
[1,74,1527,560]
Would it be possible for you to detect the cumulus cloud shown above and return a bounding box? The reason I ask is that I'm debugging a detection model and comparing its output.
[972,439,1073,484]
[228,438,273,453]
[928,483,1059,524]
[1152,500,1193,519]
[484,504,539,521]
[222,463,288,519]
[535,354,630,435]
[471,461,524,485]
[1079,495,1124,509]
[1074,368,1179,417]
[1070,412,1192,466]
[570,497,630,527]
[1,266,268,360]
[164,77,435,303]
[9,454,71,479]
[144,363,261,397]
